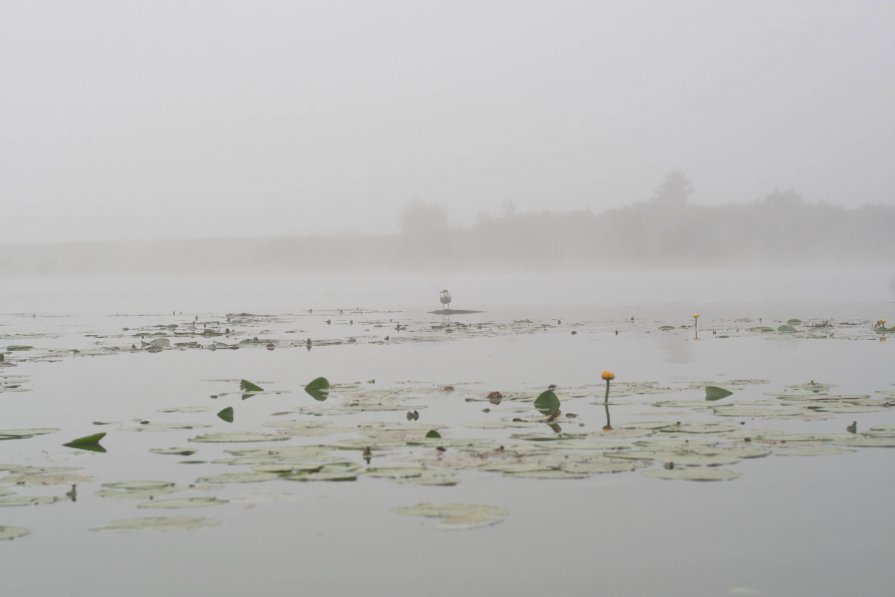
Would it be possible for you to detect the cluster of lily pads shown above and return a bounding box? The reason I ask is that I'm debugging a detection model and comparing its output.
[1,310,892,536]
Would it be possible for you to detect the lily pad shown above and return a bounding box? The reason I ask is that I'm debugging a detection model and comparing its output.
[217,407,234,423]
[395,503,508,529]
[189,432,289,443]
[0,428,60,440]
[91,516,221,532]
[305,377,331,401]
[0,526,30,541]
[0,495,62,507]
[137,497,229,509]
[97,480,176,499]
[642,468,740,481]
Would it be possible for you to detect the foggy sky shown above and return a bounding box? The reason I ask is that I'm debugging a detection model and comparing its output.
[2,0,894,244]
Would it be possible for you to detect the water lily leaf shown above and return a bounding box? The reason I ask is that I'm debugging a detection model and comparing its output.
[150,447,197,456]
[425,429,442,439]
[0,428,60,440]
[189,432,289,443]
[91,516,221,532]
[777,325,797,333]
[97,480,176,499]
[0,495,62,507]
[534,390,560,416]
[63,432,106,452]
[137,497,229,509]
[642,468,740,481]
[395,503,508,529]
[196,471,280,484]
[705,386,733,401]
[305,377,330,401]
[217,407,234,423]
[240,379,263,392]
[0,526,30,541]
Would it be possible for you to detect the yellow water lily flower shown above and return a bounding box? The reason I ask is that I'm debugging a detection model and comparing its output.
[601,370,615,381]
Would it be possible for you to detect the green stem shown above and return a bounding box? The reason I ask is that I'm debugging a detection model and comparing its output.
[604,379,610,405]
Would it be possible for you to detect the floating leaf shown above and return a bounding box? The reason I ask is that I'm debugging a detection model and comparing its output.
[777,325,797,333]
[91,516,221,532]
[189,432,289,443]
[0,526,30,541]
[217,407,234,423]
[705,386,733,401]
[137,497,229,509]
[0,495,62,507]
[533,390,560,416]
[97,480,176,499]
[425,429,442,439]
[0,428,60,440]
[149,447,197,456]
[395,503,508,530]
[642,468,740,481]
[63,432,106,452]
[240,379,264,392]
[305,377,331,401]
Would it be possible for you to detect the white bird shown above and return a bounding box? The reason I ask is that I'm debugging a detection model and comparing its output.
[439,289,452,311]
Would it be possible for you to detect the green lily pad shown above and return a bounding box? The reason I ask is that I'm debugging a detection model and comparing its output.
[189,432,289,443]
[217,407,234,423]
[304,377,331,401]
[0,428,60,440]
[642,468,740,481]
[705,386,733,401]
[150,447,197,456]
[137,497,229,509]
[0,495,62,507]
[91,516,221,532]
[533,390,560,416]
[0,526,30,541]
[196,471,280,484]
[97,480,176,499]
[425,429,442,439]
[395,503,508,529]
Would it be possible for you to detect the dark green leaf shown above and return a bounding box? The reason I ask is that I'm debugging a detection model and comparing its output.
[239,379,263,392]
[304,377,330,402]
[705,386,733,401]
[425,429,442,439]
[217,407,234,423]
[534,390,561,415]
[64,432,106,452]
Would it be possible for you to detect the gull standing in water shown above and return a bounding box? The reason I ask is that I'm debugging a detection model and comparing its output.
[439,289,452,312]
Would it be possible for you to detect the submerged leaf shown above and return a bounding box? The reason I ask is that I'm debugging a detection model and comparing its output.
[705,386,733,401]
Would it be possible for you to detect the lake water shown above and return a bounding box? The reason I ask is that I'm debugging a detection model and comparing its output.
[2,268,894,597]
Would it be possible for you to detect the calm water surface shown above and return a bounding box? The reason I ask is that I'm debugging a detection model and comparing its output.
[2,269,894,597]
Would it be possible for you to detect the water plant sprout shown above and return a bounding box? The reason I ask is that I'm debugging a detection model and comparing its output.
[601,370,615,431]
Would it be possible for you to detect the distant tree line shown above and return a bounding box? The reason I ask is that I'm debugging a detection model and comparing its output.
[2,173,892,276]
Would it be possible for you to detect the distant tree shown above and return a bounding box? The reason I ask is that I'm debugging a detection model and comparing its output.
[652,169,693,208]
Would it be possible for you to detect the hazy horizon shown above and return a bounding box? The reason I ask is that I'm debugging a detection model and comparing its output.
[2,0,894,244]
